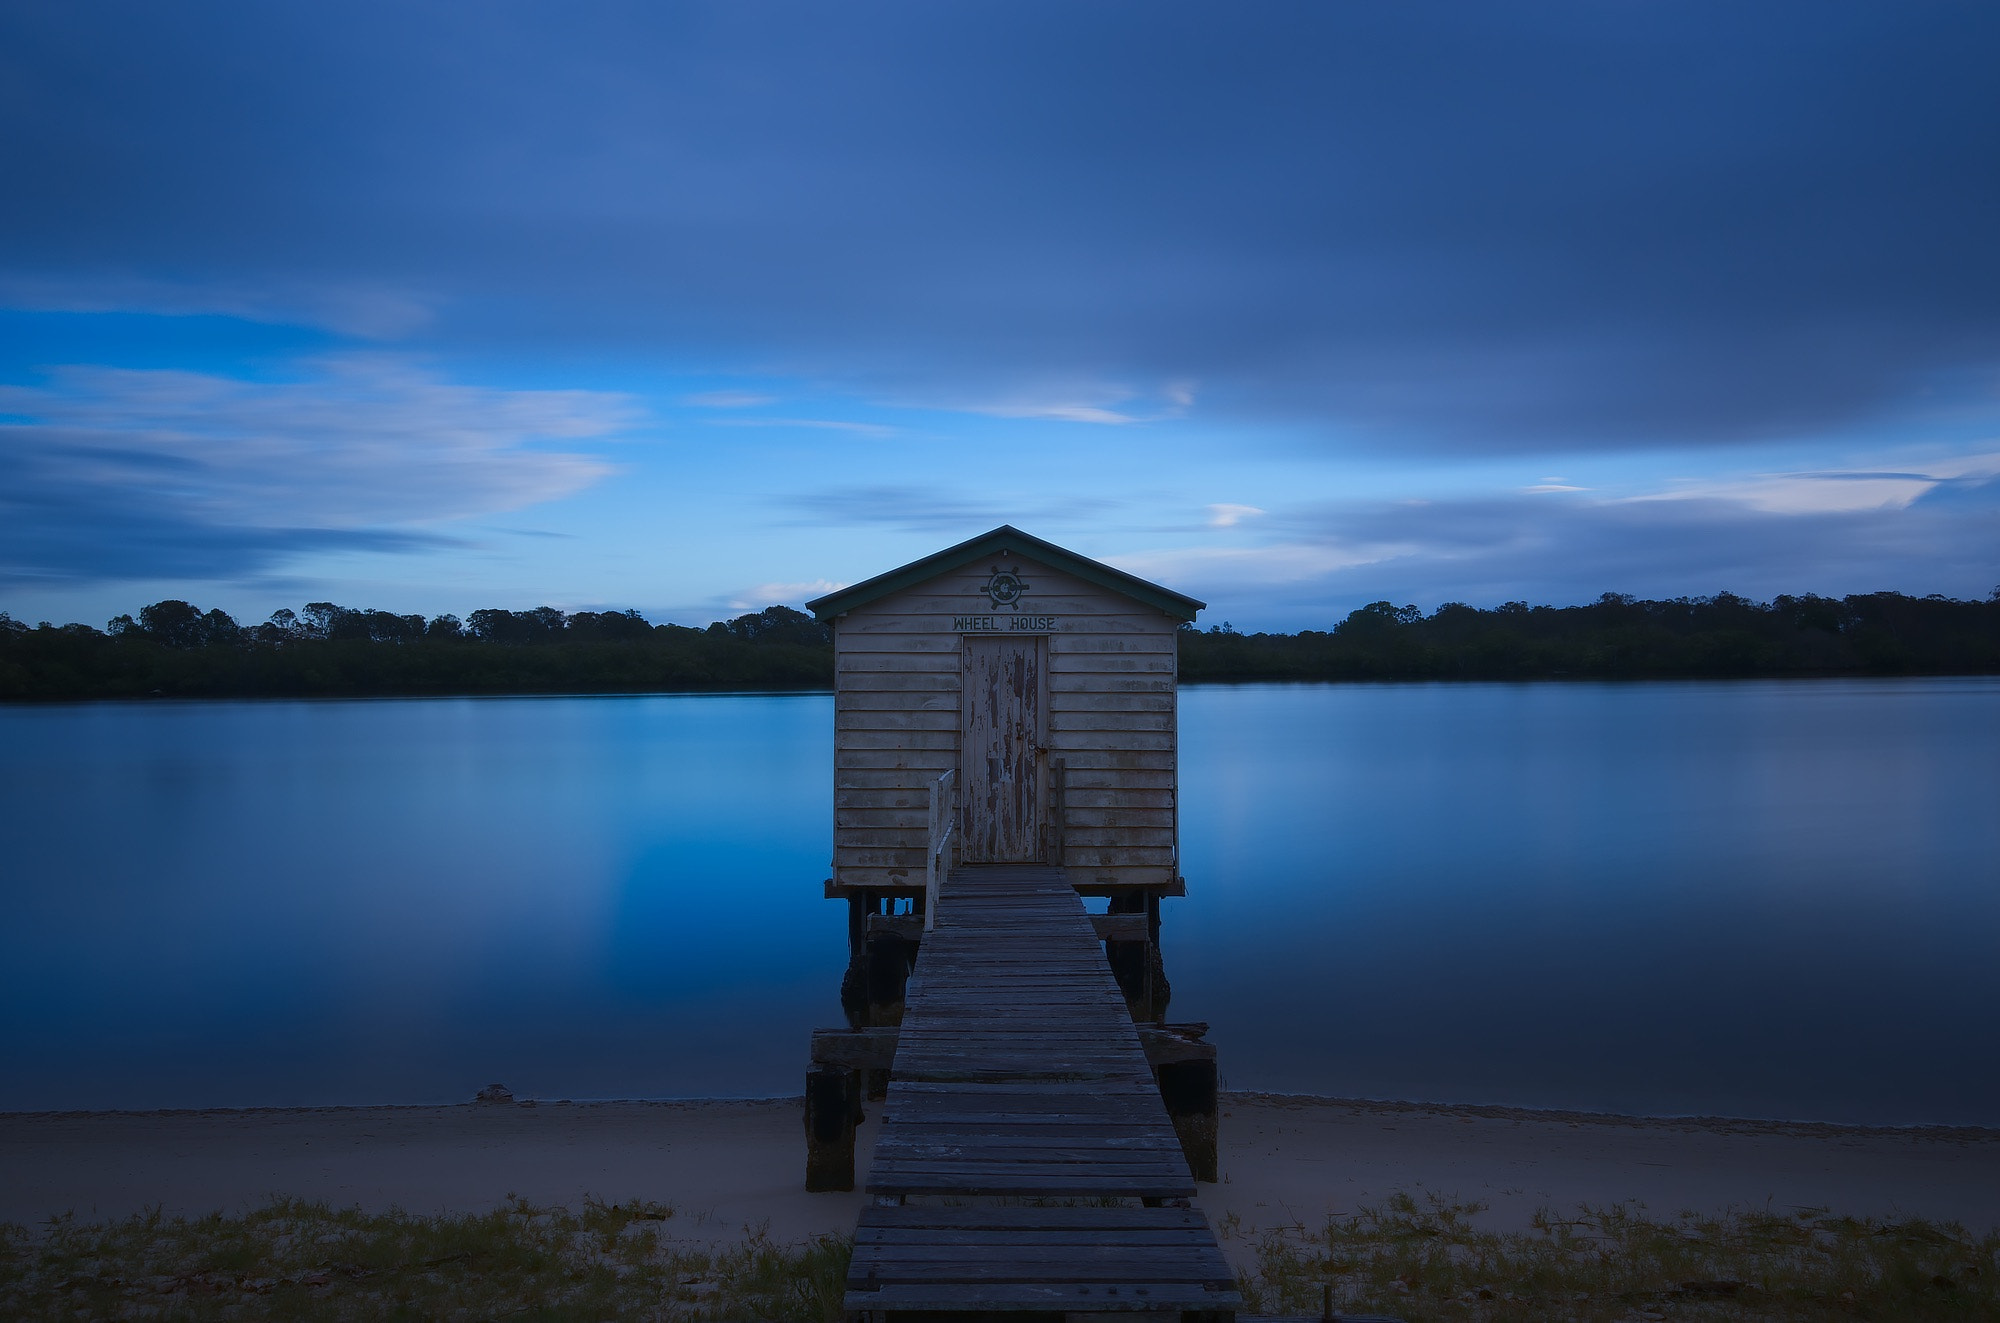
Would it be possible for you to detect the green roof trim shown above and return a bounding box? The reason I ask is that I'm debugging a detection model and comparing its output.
[808,525,1205,623]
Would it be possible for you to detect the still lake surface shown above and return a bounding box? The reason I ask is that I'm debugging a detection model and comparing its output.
[3,679,1996,1125]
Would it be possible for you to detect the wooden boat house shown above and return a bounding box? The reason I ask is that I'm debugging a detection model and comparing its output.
[807,526,1202,1021]
[802,526,1223,1197]
[814,526,1199,876]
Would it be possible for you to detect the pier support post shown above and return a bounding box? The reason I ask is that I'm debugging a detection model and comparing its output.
[1106,891,1171,1021]
[804,1064,864,1192]
[1157,1057,1218,1182]
[840,906,915,1029]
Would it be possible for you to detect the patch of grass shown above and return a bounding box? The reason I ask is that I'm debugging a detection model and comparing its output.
[0,1196,850,1321]
[1239,1192,1999,1322]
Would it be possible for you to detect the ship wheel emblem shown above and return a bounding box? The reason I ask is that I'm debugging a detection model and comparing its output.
[982,566,1030,610]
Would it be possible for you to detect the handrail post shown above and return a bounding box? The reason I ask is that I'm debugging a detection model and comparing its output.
[926,778,939,932]
[1050,756,1066,866]
[926,768,955,932]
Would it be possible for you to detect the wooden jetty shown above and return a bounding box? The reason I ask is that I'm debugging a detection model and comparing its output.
[844,864,1240,1321]
[801,529,1237,1319]
[866,865,1196,1200]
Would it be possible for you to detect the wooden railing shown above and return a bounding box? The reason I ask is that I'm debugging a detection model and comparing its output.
[1048,756,1067,865]
[924,767,957,931]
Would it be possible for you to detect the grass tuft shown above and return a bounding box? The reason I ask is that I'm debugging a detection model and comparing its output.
[10,1190,1993,1321]
[0,1197,850,1321]
[1238,1192,1999,1322]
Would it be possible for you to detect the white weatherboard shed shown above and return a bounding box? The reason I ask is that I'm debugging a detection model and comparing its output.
[809,526,1204,901]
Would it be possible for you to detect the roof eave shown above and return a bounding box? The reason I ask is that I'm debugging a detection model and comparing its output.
[807,525,1204,623]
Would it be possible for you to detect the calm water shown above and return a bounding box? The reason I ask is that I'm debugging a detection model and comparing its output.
[2,680,1996,1125]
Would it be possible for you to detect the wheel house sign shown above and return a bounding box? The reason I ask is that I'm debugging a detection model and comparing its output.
[949,565,1059,633]
[807,526,1204,1015]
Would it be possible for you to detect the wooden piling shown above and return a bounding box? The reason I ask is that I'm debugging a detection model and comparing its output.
[1156,1056,1219,1183]
[803,1063,865,1192]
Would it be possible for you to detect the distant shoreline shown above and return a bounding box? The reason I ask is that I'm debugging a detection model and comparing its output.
[8,1090,1997,1139]
[6,591,1997,700]
[6,670,2000,709]
[6,1093,1997,1250]
[3,1095,1996,1148]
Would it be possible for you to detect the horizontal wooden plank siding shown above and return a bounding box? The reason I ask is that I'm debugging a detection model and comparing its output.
[1053,713,1174,734]
[833,635,962,654]
[828,711,952,731]
[835,652,963,672]
[828,549,1184,892]
[1054,747,1176,767]
[1062,807,1175,830]
[1049,691,1173,712]
[839,687,960,707]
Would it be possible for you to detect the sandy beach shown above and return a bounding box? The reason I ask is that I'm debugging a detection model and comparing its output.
[6,1093,1995,1270]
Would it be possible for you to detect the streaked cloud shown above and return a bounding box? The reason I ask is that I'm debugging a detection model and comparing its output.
[1205,503,1266,528]
[1145,477,2000,625]
[726,579,847,612]
[776,485,1125,539]
[0,356,633,584]
[3,6,1998,622]
[683,390,777,409]
[711,416,903,439]
[0,274,435,340]
[1120,540,1401,587]
[1627,453,2000,515]
[943,380,1198,427]
[8,6,1993,455]
[975,401,1143,425]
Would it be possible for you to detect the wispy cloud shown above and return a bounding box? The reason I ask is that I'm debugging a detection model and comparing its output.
[682,390,776,409]
[1119,540,1401,587]
[971,399,1145,425]
[1205,503,1265,528]
[711,416,902,439]
[1624,453,2000,515]
[775,485,1123,538]
[725,578,847,612]
[0,274,436,339]
[6,7,1998,460]
[0,356,633,584]
[941,380,1196,426]
[1146,474,2000,625]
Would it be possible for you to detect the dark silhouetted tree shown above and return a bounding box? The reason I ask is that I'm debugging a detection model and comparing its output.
[707,605,830,646]
[138,600,206,647]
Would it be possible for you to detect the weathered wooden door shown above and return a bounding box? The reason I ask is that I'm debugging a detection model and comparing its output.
[959,636,1048,862]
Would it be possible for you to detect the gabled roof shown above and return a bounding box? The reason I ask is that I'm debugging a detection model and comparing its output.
[808,525,1205,622]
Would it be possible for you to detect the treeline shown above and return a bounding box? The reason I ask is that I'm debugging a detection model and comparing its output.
[3,589,1998,701]
[0,601,833,700]
[1178,591,2000,682]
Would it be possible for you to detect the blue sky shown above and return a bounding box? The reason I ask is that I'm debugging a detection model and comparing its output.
[3,2,1997,631]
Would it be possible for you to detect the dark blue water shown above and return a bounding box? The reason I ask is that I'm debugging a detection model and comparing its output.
[2,680,1996,1124]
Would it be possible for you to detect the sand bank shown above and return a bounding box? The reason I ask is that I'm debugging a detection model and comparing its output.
[4,1094,1994,1265]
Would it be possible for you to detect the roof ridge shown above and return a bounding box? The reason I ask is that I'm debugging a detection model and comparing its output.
[807,525,1204,622]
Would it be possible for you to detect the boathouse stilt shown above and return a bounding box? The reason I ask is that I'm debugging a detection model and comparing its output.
[1157,1055,1220,1184]
[1106,890,1171,1021]
[802,1062,864,1193]
[840,900,916,1029]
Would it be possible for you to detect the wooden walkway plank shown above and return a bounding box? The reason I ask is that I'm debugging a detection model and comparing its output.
[847,1206,1239,1315]
[845,864,1240,1318]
